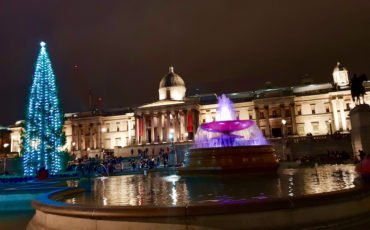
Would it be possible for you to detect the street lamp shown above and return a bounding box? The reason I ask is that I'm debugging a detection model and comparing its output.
[281,119,287,161]
[168,129,176,166]
[328,119,333,135]
[281,119,287,137]
[2,143,9,174]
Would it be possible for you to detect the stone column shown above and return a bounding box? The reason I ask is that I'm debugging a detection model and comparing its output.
[93,124,97,149]
[331,98,340,131]
[178,111,182,141]
[290,103,297,135]
[339,98,347,131]
[81,129,85,150]
[89,124,93,149]
[158,112,163,143]
[264,105,271,137]
[280,104,286,118]
[184,110,188,141]
[174,111,179,142]
[142,115,147,144]
[166,111,171,142]
[151,113,155,144]
[77,125,81,150]
[97,123,101,149]
[254,107,260,128]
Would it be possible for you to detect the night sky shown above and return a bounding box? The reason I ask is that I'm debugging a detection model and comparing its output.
[1,1,370,125]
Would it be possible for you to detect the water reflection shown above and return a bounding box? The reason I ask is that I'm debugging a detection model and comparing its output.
[62,164,360,207]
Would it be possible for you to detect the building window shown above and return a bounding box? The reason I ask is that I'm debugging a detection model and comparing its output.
[285,109,291,117]
[106,123,110,133]
[326,122,331,134]
[326,105,330,113]
[297,124,305,136]
[202,119,206,123]
[287,127,292,135]
[272,110,277,118]
[115,138,121,147]
[117,126,120,132]
[249,112,253,120]
[310,104,316,114]
[104,138,111,149]
[346,103,350,111]
[311,122,319,133]
[297,106,301,116]
[260,111,265,119]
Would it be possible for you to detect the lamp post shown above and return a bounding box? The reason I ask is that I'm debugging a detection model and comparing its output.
[328,119,333,135]
[3,143,9,173]
[71,141,76,160]
[281,119,287,161]
[168,129,176,166]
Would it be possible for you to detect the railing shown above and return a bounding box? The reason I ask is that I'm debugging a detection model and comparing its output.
[282,133,351,144]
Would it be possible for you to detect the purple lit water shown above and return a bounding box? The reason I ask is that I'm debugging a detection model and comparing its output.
[194,94,267,148]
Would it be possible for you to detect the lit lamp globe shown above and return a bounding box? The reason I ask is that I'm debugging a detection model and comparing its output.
[281,119,287,125]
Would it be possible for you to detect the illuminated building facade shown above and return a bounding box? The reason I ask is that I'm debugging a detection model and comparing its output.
[9,63,370,157]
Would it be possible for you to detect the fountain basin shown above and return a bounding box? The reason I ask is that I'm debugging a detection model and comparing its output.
[200,120,254,133]
[27,180,370,230]
[183,145,279,173]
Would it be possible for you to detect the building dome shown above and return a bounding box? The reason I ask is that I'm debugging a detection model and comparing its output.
[332,62,349,86]
[159,66,185,88]
[159,66,186,100]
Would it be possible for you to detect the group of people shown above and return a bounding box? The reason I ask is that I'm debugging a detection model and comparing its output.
[68,146,177,176]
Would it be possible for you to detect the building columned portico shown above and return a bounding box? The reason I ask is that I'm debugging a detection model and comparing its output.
[134,108,199,145]
[134,66,199,145]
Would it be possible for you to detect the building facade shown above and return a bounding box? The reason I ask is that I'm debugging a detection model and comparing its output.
[9,63,370,157]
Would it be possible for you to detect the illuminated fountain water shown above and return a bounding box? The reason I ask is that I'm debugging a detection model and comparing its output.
[185,94,278,172]
[194,94,268,148]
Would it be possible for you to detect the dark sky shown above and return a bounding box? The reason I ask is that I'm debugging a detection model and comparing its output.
[1,0,370,125]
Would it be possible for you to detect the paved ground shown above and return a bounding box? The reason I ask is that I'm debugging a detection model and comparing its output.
[303,212,370,230]
[0,210,34,230]
[1,211,370,230]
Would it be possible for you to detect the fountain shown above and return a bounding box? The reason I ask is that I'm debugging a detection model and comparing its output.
[185,94,279,172]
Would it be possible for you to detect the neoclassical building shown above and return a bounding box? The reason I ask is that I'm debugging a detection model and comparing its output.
[9,63,370,157]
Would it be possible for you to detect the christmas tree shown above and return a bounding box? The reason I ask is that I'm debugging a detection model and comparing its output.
[23,42,64,176]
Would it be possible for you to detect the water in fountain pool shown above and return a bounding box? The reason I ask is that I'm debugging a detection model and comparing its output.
[60,164,360,207]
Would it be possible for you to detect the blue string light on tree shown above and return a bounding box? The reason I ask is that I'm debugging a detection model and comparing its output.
[23,41,65,176]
